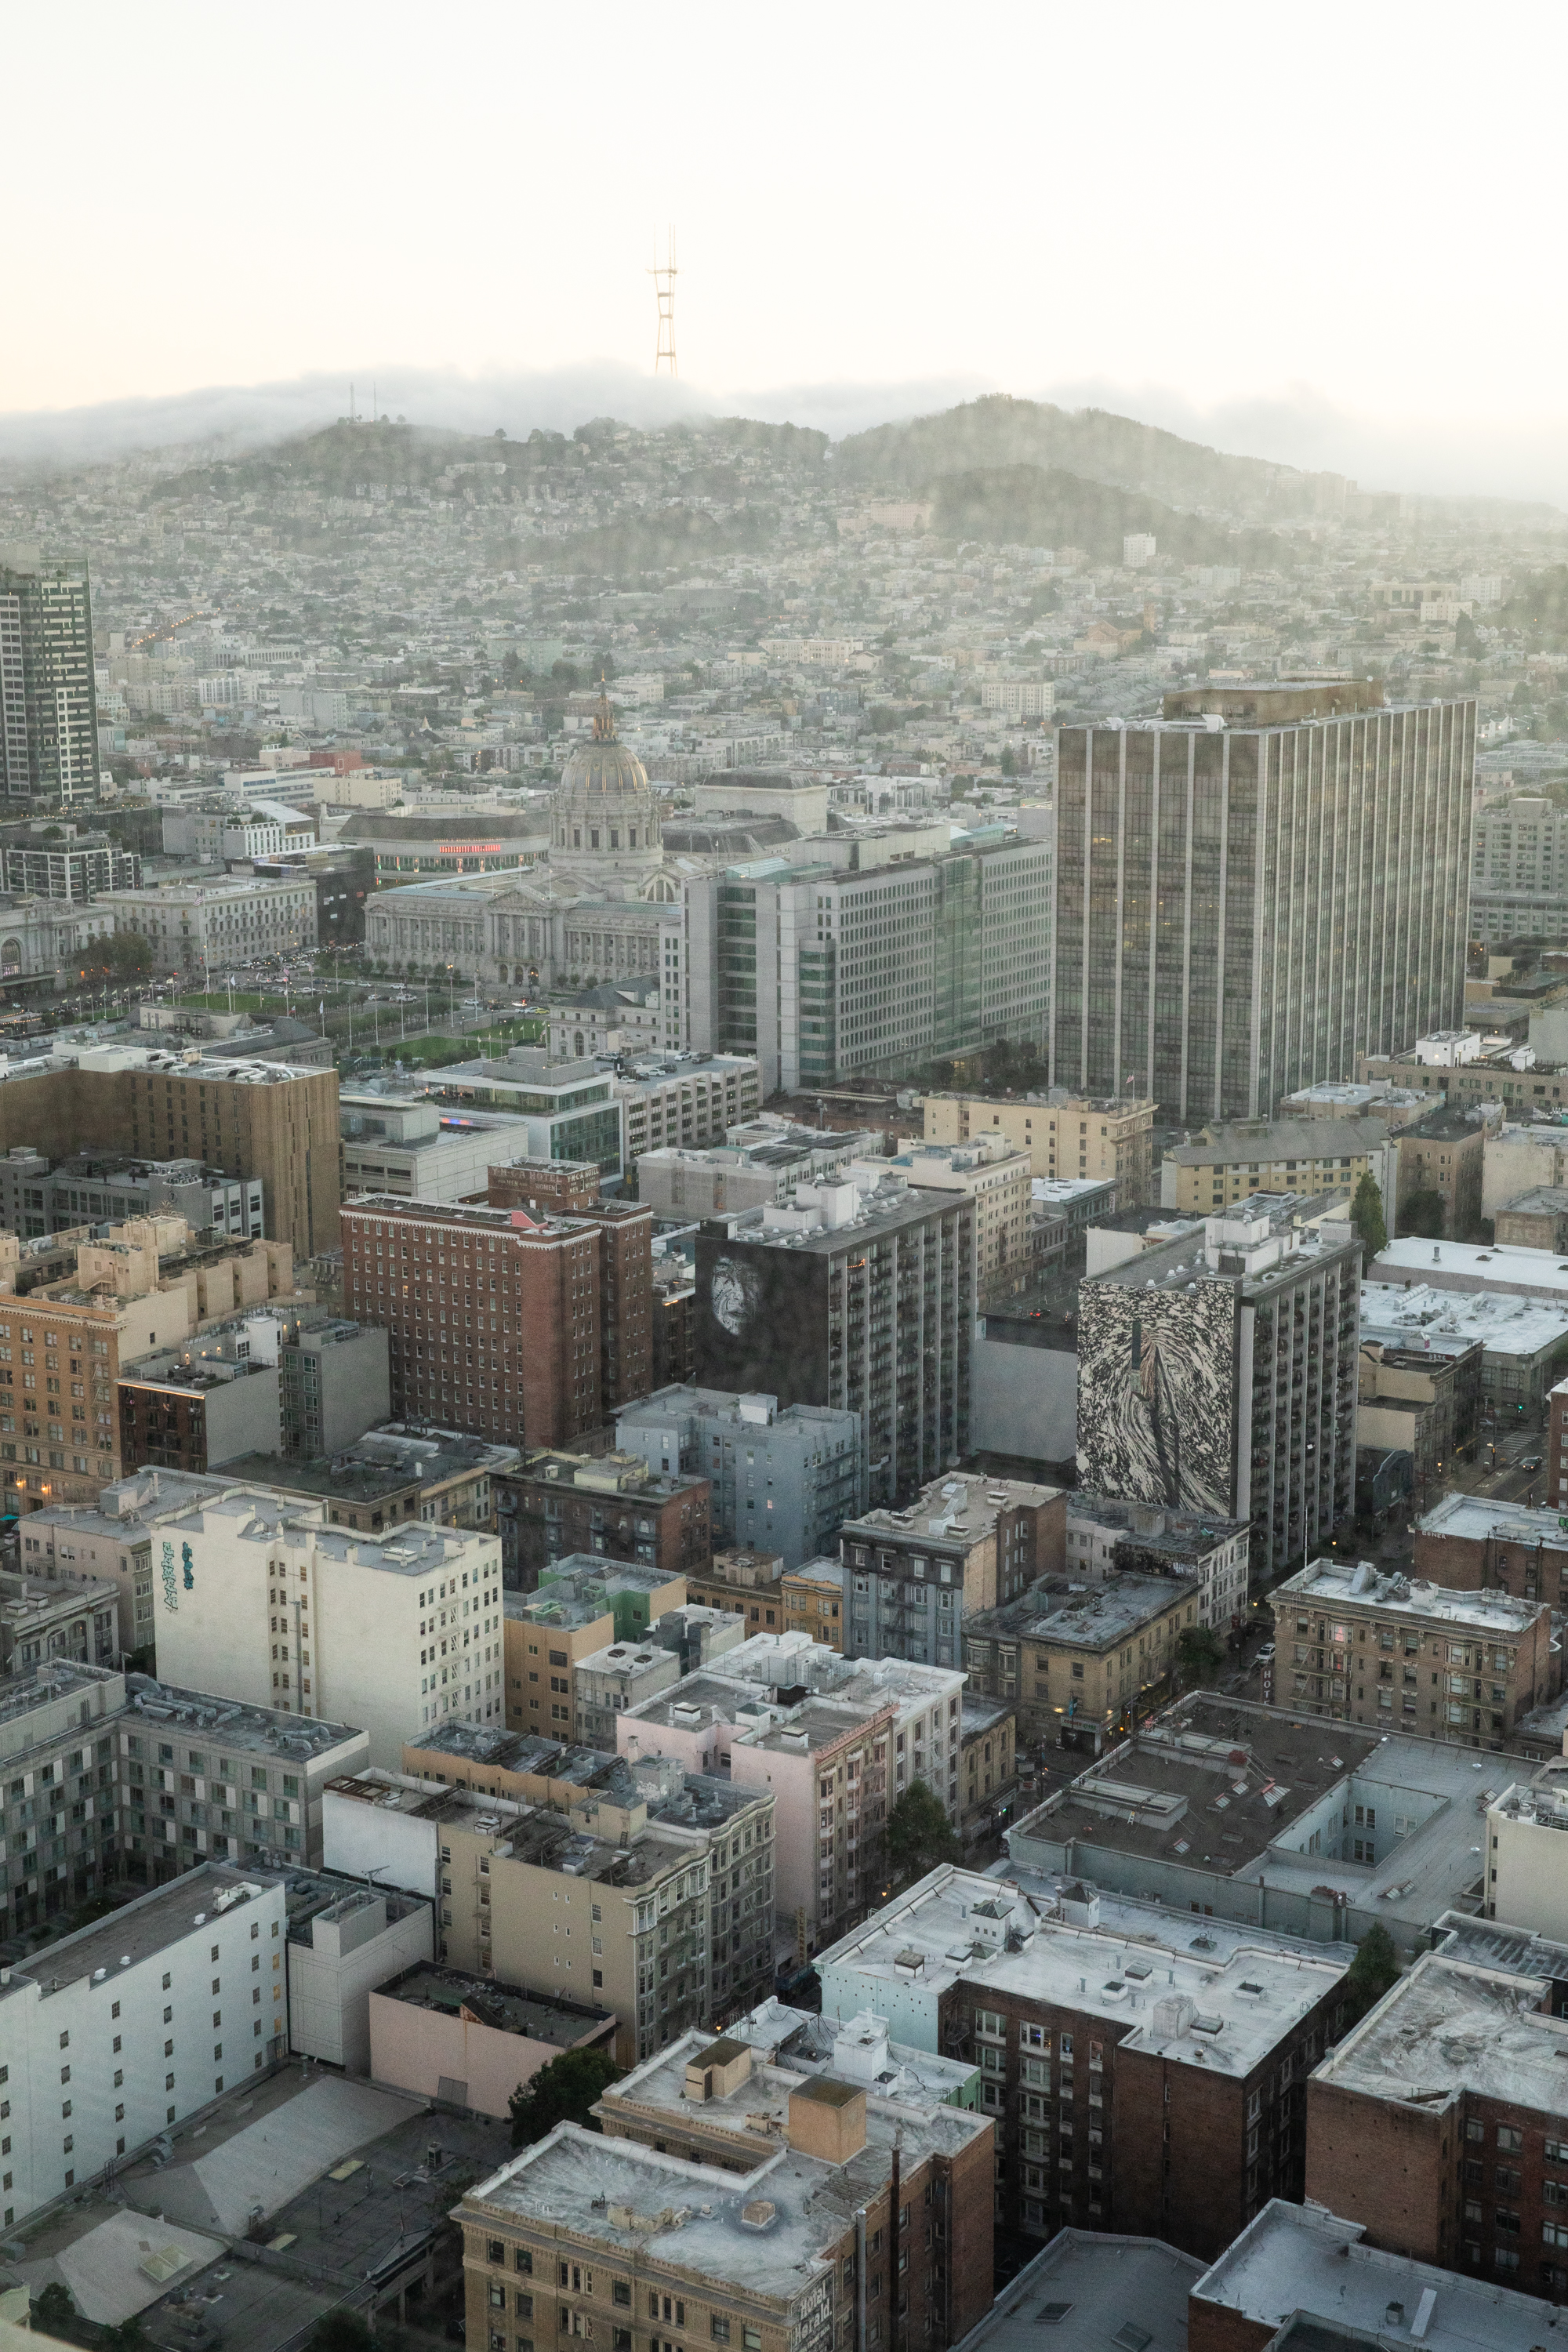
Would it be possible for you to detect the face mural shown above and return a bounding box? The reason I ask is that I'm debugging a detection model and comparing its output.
[1078,1283,1236,1513]
[710,1254,761,1338]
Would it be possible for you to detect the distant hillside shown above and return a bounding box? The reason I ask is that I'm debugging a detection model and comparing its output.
[927,465,1282,567]
[837,394,1325,523]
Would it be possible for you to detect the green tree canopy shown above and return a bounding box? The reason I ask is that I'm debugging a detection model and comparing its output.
[307,2313,375,2352]
[509,2045,621,2148]
[1349,1171,1387,1258]
[33,2283,77,2329]
[1399,1189,1446,1240]
[1342,1922,1403,2024]
[885,1779,962,1890]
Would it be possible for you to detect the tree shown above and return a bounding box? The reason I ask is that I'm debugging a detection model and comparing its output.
[1399,1188,1446,1240]
[885,1779,962,1890]
[33,2284,76,2330]
[1349,1171,1386,1259]
[1341,1922,1402,2025]
[1175,1626,1226,1690]
[508,2045,621,2147]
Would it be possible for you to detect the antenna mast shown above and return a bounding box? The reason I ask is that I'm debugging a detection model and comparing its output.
[649,227,677,376]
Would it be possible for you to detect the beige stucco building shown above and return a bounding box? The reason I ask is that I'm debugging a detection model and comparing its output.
[922,1090,1155,1205]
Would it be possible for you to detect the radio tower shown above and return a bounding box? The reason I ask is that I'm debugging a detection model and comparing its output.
[650,227,677,376]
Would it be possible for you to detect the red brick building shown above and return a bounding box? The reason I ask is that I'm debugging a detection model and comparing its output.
[1305,1944,1568,2287]
[495,1446,712,1590]
[487,1158,601,1216]
[1414,1489,1568,1610]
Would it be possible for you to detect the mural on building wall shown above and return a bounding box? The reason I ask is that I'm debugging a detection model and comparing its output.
[1076,1281,1236,1512]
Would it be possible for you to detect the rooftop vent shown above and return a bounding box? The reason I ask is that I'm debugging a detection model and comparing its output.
[740,2200,777,2230]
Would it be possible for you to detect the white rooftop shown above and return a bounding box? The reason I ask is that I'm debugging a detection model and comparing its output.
[816,1866,1345,2076]
[1312,1948,1568,2117]
[1371,1235,1568,1301]
[953,2231,1200,2352]
[1361,1278,1568,1356]
[1417,1490,1568,1550]
[1194,2197,1566,2352]
[1279,1556,1545,1637]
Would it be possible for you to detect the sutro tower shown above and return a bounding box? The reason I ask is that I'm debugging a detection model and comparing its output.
[649,227,677,376]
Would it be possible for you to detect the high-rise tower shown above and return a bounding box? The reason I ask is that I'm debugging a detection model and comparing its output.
[0,547,100,804]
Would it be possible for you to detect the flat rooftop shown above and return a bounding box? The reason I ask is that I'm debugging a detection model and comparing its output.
[730,1175,971,1255]
[1010,1696,1503,1920]
[1090,1196,1353,1298]
[1280,1557,1545,1635]
[955,2230,1200,2352]
[126,1675,364,1760]
[1370,1236,1568,1305]
[728,1996,978,2105]
[465,2120,885,2298]
[844,1471,1064,1546]
[604,2025,988,2165]
[1193,2197,1564,2352]
[1,1864,280,2002]
[284,1867,428,1945]
[1416,1490,1568,1550]
[1359,1280,1559,1355]
[968,1573,1197,1653]
[1312,1948,1568,2118]
[406,1721,639,1788]
[377,1961,612,2049]
[817,1867,1345,2077]
[1065,1494,1249,1559]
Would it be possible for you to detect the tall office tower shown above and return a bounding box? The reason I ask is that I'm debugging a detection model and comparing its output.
[1076,1194,1360,1588]
[0,548,100,804]
[1051,682,1475,1122]
[694,1171,975,1512]
[684,829,1051,1095]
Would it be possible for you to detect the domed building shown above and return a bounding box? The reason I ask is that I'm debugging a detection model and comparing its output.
[546,695,673,902]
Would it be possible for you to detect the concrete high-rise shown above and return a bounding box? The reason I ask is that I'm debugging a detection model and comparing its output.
[0,548,100,804]
[1051,682,1475,1122]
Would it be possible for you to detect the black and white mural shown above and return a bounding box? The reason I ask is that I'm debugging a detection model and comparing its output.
[1076,1279,1238,1512]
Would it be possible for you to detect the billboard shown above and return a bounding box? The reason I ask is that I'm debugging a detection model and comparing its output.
[1076,1278,1239,1513]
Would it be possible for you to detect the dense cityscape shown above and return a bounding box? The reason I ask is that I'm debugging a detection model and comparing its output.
[0,386,1565,2352]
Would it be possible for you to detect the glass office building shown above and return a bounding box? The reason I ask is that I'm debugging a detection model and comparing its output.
[1051,684,1475,1123]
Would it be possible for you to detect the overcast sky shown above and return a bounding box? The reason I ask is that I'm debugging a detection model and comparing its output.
[10,0,1563,496]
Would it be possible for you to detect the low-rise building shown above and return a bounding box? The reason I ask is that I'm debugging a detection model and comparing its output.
[1004,1693,1507,1955]
[495,1449,712,1591]
[1495,1183,1568,1252]
[20,1467,227,1653]
[958,1696,1016,1843]
[616,1388,862,1571]
[1552,1372,1568,1509]
[1160,1117,1393,1219]
[219,1422,518,1537]
[1272,1555,1559,1746]
[1062,1496,1250,1634]
[839,1473,1067,1667]
[456,2100,993,2352]
[1392,1103,1486,1239]
[924,1091,1155,1205]
[1414,1489,1568,1606]
[1483,1762,1568,1937]
[285,1873,434,2072]
[1359,1283,1514,1443]
[0,1570,118,1673]
[99,873,318,974]
[1305,1940,1568,2278]
[1357,1340,1479,1490]
[572,1638,685,1747]
[0,1862,287,2229]
[632,1125,883,1221]
[684,1544,788,1634]
[782,1557,844,1650]
[964,1573,1204,1748]
[368,1961,615,2116]
[815,1864,1348,2259]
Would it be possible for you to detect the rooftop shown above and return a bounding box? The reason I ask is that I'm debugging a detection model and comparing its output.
[1088,1195,1356,1298]
[1498,1184,1568,1214]
[282,1867,428,1947]
[1370,1236,1568,1303]
[1312,1947,1568,2115]
[376,1960,613,2049]
[1279,1556,1546,1635]
[1064,1494,1249,1561]
[1192,2197,1565,2352]
[216,1425,517,1508]
[967,1573,1194,1653]
[125,1674,365,1760]
[463,2119,888,2299]
[843,1471,1064,1548]
[1360,1279,1568,1357]
[1007,1696,1505,1920]
[726,1997,979,2106]
[1166,1118,1391,1166]
[1416,1490,1568,1551]
[952,2230,1200,2352]
[0,1863,281,2003]
[817,1865,1345,2077]
[602,2023,989,2165]
[727,1174,971,1256]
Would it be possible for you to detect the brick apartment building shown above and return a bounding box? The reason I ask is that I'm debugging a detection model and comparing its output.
[1415,1490,1568,1607]
[1552,1375,1568,1511]
[1272,1555,1559,1745]
[487,1158,654,1417]
[1305,1940,1568,2289]
[818,1867,1348,2262]
[485,1157,599,1215]
[494,1448,712,1590]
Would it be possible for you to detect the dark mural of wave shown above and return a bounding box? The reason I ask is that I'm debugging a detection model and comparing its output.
[1077,1283,1237,1514]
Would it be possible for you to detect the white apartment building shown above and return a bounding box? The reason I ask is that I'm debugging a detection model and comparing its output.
[980,681,1054,720]
[0,1864,286,2229]
[1470,797,1568,942]
[1063,1494,1251,1632]
[141,1483,503,1767]
[97,877,318,976]
[1485,1765,1568,1938]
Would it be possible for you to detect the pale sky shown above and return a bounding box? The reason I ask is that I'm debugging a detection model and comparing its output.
[9,0,1565,495]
